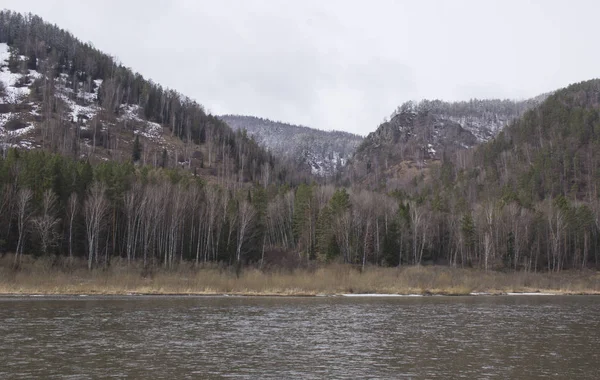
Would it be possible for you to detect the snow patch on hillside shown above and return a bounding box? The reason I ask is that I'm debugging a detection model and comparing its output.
[0,114,36,149]
[447,115,507,143]
[119,104,165,142]
[0,43,41,104]
[119,104,145,123]
[221,115,361,176]
[55,74,102,126]
[134,121,163,141]
[0,43,38,149]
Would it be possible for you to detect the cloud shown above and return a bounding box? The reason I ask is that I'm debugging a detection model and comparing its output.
[3,0,600,135]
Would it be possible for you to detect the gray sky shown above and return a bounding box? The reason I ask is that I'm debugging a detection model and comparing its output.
[4,0,600,135]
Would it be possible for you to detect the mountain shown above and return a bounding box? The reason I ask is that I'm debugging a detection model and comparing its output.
[0,10,277,185]
[347,97,546,188]
[220,115,362,176]
[385,79,600,270]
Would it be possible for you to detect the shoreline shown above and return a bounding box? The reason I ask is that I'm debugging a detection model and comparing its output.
[1,290,599,298]
[2,256,599,298]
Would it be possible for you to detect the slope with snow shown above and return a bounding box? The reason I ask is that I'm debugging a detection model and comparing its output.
[220,115,362,176]
[0,41,172,155]
[356,97,545,163]
[0,42,41,149]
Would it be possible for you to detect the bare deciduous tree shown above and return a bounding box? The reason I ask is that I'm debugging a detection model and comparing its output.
[236,199,256,264]
[84,183,108,270]
[409,200,430,265]
[32,189,60,256]
[15,188,33,264]
[67,192,78,260]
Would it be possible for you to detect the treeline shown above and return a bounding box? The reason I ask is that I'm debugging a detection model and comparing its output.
[2,144,599,272]
[0,149,395,269]
[388,98,540,121]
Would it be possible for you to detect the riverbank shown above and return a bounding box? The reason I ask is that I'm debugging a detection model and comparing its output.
[1,255,599,296]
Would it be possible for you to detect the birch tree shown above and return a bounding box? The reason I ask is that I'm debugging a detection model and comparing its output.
[236,199,256,264]
[32,189,60,256]
[67,192,78,260]
[15,188,33,264]
[84,182,108,270]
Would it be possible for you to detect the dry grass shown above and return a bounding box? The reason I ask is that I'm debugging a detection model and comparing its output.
[1,254,599,296]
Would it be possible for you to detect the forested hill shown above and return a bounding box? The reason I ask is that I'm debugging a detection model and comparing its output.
[405,79,600,272]
[220,115,362,176]
[0,10,281,185]
[476,79,600,205]
[346,97,544,188]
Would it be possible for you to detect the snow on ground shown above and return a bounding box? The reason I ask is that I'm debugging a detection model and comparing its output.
[76,79,103,102]
[29,102,41,116]
[427,143,436,155]
[0,115,36,148]
[120,104,165,142]
[447,115,504,143]
[55,74,101,127]
[119,104,145,123]
[0,112,11,127]
[0,43,41,149]
[134,121,163,141]
[0,43,31,103]
[56,93,99,126]
[309,150,346,176]
[0,130,37,150]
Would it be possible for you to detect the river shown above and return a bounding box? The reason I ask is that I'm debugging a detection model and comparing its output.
[0,295,598,379]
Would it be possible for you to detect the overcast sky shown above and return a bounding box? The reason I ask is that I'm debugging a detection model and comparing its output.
[4,0,600,135]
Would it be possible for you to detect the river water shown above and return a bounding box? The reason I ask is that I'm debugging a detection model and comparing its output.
[0,295,598,379]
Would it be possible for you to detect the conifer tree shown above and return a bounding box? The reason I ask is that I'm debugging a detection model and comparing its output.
[132,135,141,162]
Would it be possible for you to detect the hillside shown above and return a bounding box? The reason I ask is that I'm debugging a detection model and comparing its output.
[0,10,276,185]
[347,97,545,188]
[220,115,362,176]
[402,79,600,271]
[477,79,600,205]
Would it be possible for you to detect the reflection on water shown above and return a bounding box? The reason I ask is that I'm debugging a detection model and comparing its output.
[0,295,599,379]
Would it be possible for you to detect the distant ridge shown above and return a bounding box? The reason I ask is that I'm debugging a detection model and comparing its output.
[220,115,363,176]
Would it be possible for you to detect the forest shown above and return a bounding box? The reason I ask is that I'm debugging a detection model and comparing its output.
[1,10,600,282]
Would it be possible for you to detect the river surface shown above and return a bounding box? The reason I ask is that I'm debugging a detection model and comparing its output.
[0,295,599,379]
